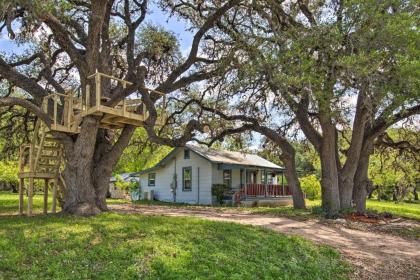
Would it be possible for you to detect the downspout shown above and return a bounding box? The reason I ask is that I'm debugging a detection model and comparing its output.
[174,157,177,202]
[197,167,200,204]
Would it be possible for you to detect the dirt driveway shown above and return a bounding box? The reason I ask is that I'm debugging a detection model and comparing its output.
[110,204,420,280]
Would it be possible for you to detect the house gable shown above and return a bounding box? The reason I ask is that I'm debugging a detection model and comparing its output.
[139,147,213,204]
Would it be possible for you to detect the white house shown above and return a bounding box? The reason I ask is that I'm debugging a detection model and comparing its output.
[133,144,292,205]
[109,173,138,199]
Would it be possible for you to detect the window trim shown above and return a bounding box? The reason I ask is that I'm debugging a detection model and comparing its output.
[148,173,156,186]
[223,169,232,188]
[182,166,192,191]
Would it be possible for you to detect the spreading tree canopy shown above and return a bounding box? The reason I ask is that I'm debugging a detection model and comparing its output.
[0,0,241,215]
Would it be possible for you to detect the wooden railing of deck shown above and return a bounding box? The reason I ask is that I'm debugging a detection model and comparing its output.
[233,184,291,203]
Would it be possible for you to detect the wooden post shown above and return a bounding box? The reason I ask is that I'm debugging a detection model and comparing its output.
[67,94,73,130]
[142,102,147,121]
[19,178,24,215]
[52,177,57,213]
[53,95,58,127]
[28,177,34,216]
[85,85,90,111]
[95,73,101,109]
[281,172,285,196]
[122,98,126,116]
[244,168,247,201]
[43,179,49,214]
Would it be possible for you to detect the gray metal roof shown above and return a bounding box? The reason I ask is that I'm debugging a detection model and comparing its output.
[186,144,283,169]
[110,172,136,182]
[132,144,283,175]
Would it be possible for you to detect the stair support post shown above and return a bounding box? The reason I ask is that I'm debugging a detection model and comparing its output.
[43,179,49,214]
[52,177,57,214]
[27,177,34,216]
[19,178,24,215]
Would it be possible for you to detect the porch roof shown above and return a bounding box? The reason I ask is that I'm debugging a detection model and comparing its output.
[216,163,283,172]
[187,144,284,171]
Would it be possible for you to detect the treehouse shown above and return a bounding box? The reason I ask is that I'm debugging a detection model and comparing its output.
[18,73,167,216]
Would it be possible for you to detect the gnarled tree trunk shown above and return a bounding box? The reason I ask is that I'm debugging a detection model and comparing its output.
[353,141,374,214]
[60,116,135,215]
[255,126,306,209]
[319,123,341,217]
[281,151,306,209]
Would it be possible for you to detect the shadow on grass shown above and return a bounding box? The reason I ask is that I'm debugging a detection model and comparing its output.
[0,213,350,280]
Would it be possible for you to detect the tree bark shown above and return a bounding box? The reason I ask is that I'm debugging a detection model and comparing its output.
[319,123,341,218]
[61,117,101,215]
[59,117,134,215]
[338,91,368,209]
[253,126,306,209]
[281,151,306,209]
[353,141,373,214]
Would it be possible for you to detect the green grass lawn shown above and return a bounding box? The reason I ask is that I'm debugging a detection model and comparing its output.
[365,200,420,220]
[0,192,350,280]
[242,199,420,220]
[133,196,420,220]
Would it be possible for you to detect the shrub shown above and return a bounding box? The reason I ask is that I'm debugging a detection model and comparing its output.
[115,175,138,192]
[300,175,321,200]
[0,161,19,191]
[211,184,229,205]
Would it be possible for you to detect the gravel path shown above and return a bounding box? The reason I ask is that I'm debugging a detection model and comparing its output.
[110,204,420,280]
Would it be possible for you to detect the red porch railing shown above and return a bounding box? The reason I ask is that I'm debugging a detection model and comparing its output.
[233,184,291,203]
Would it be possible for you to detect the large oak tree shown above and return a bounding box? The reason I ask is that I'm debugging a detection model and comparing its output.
[199,0,419,216]
[0,0,240,215]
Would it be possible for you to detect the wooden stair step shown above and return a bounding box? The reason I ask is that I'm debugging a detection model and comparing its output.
[38,163,57,168]
[39,155,60,160]
[44,137,59,142]
[42,146,61,151]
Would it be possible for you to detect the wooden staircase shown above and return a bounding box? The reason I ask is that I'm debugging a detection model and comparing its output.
[17,72,167,215]
[18,119,63,216]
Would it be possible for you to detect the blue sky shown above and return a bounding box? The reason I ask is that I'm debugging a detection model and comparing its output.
[0,3,262,150]
[0,1,193,55]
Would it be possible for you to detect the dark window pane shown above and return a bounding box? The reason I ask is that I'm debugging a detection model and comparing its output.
[183,167,192,191]
[148,173,156,186]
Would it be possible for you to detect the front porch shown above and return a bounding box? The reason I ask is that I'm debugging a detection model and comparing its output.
[215,163,292,206]
[233,183,292,205]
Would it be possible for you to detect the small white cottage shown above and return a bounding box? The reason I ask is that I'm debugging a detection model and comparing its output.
[133,144,292,205]
[109,173,136,199]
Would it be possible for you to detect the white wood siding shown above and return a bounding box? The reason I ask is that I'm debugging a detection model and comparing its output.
[212,166,242,190]
[140,148,213,205]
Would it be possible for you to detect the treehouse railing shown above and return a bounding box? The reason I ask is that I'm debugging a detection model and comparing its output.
[42,92,80,133]
[39,72,168,133]
[83,72,167,126]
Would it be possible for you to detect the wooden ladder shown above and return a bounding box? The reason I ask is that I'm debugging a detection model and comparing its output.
[18,118,63,216]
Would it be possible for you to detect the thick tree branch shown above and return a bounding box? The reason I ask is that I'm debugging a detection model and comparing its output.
[0,97,52,126]
[0,57,48,103]
[157,0,241,93]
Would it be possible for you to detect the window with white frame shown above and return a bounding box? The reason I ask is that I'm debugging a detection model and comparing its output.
[148,173,156,186]
[183,167,192,191]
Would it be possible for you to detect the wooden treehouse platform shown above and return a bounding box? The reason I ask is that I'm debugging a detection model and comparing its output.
[42,72,166,134]
[18,72,167,216]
